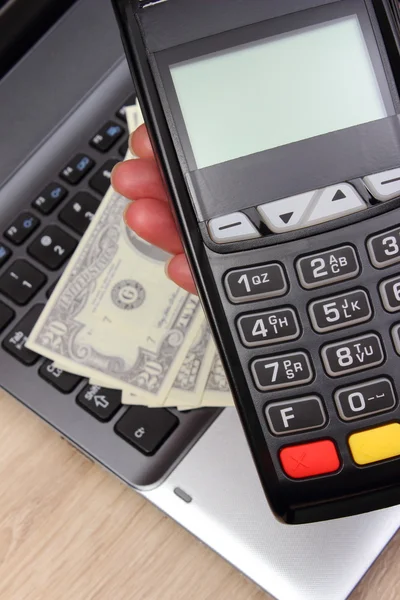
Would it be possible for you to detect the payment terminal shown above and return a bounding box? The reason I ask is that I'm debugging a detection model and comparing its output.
[113,0,400,523]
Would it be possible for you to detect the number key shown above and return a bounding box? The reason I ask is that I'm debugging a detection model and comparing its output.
[297,245,359,289]
[28,226,77,270]
[0,260,46,305]
[367,226,400,268]
[379,275,400,312]
[225,263,287,303]
[251,351,313,391]
[309,289,372,332]
[334,378,396,421]
[237,308,300,347]
[59,192,100,235]
[321,333,384,377]
[89,159,119,197]
[392,323,400,355]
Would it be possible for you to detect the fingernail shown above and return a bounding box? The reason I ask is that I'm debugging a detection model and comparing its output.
[164,256,173,280]
[123,205,130,226]
[110,162,121,184]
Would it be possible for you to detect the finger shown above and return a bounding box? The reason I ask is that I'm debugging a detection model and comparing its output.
[124,197,184,256]
[166,254,197,295]
[130,124,154,159]
[111,158,167,202]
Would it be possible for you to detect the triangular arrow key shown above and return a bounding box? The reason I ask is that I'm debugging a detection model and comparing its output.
[332,190,346,202]
[279,212,294,224]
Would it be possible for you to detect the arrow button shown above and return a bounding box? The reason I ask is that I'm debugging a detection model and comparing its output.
[258,191,316,233]
[77,385,122,422]
[306,183,366,227]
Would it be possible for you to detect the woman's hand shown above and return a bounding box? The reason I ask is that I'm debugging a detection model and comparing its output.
[111,125,197,295]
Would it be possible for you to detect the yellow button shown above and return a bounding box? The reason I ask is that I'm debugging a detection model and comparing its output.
[349,423,400,465]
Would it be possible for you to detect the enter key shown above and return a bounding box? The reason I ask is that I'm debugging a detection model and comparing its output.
[349,423,400,465]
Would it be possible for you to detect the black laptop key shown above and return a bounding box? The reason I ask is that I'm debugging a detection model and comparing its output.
[115,406,179,455]
[4,212,40,245]
[0,260,46,305]
[59,192,100,235]
[32,183,68,215]
[90,121,124,153]
[2,304,43,365]
[28,226,77,270]
[0,243,11,268]
[119,138,129,158]
[0,301,15,333]
[77,385,122,422]
[39,360,82,394]
[89,159,119,197]
[116,94,136,121]
[60,154,95,185]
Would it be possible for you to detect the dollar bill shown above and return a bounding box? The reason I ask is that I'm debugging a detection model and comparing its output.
[122,320,215,407]
[26,136,203,401]
[198,353,234,407]
[29,102,233,409]
[164,322,215,407]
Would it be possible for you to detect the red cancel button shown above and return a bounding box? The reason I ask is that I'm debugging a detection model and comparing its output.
[280,440,340,479]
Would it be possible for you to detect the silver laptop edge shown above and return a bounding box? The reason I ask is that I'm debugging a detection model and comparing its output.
[0,1,398,599]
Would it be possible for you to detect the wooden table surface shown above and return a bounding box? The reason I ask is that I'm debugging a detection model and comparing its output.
[0,389,399,600]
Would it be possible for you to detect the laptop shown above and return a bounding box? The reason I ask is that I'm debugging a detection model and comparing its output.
[0,0,398,598]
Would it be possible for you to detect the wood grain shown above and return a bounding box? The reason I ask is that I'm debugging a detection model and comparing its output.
[0,389,398,600]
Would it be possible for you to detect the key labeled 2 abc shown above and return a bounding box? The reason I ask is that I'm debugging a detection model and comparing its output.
[297,245,359,289]
[251,352,313,391]
[237,308,300,347]
[321,333,384,377]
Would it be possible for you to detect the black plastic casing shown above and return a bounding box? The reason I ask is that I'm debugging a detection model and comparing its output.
[112,0,400,523]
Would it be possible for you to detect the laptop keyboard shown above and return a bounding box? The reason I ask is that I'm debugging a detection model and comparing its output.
[0,92,206,462]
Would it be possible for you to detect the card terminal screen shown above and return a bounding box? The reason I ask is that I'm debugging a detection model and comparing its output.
[170,15,388,169]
